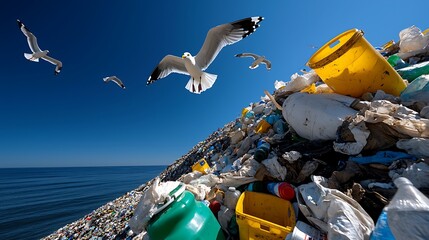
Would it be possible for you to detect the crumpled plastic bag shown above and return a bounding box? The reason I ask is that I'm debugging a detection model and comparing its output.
[398,25,429,53]
[396,137,429,157]
[179,171,203,184]
[333,115,370,155]
[362,100,429,137]
[188,173,220,188]
[276,71,320,93]
[218,172,257,187]
[334,100,429,155]
[389,162,429,188]
[282,151,302,163]
[237,158,261,177]
[128,178,182,234]
[261,155,287,181]
[185,184,211,201]
[297,176,374,240]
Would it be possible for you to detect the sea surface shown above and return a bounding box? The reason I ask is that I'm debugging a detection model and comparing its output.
[0,166,166,240]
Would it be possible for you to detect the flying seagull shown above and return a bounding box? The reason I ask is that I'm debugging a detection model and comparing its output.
[147,16,264,94]
[17,19,62,75]
[103,76,125,89]
[235,53,271,70]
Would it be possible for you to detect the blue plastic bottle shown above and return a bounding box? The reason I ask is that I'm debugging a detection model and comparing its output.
[369,210,394,240]
[254,140,270,162]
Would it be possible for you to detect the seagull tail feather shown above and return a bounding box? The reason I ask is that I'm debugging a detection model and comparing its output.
[185,72,217,94]
[24,53,38,62]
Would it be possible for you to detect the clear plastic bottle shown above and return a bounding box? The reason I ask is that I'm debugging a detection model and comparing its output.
[224,187,241,210]
[370,177,429,240]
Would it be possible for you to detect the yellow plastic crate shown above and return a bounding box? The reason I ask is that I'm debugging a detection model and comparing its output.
[236,191,296,240]
[191,158,209,174]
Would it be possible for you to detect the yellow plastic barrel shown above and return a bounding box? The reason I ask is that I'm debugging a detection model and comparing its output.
[307,29,406,97]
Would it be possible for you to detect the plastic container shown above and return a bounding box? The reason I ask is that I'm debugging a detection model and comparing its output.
[246,181,268,193]
[224,187,241,210]
[254,139,271,162]
[191,158,209,174]
[307,29,406,97]
[255,119,272,133]
[370,177,429,240]
[266,182,295,201]
[387,54,408,69]
[147,189,225,240]
[236,191,296,240]
[397,60,429,82]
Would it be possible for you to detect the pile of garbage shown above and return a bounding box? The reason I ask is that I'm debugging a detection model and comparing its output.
[129,26,429,240]
[43,26,429,240]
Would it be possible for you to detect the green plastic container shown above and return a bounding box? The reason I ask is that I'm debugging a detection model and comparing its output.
[397,61,429,82]
[147,189,225,240]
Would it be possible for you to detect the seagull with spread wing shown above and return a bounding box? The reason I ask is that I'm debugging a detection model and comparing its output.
[235,53,271,70]
[147,16,264,94]
[17,19,62,75]
[103,76,126,89]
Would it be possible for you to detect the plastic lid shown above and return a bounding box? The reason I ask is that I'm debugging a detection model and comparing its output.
[228,187,236,191]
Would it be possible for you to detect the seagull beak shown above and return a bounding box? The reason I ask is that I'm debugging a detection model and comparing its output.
[182,55,186,59]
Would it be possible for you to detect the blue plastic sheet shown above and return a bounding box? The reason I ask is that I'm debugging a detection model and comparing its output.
[349,151,417,165]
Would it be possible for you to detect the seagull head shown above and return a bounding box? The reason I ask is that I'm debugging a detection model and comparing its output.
[182,52,192,59]
[182,52,196,64]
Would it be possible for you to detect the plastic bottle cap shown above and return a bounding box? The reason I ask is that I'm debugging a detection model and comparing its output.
[228,187,236,191]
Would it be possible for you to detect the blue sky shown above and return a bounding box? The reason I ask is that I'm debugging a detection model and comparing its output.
[1,0,428,167]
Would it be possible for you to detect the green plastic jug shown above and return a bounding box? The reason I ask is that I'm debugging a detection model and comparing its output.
[147,186,225,240]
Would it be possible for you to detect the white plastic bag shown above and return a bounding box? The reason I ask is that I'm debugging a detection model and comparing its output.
[399,26,429,53]
[261,155,287,181]
[396,137,429,157]
[282,93,357,140]
[128,178,182,234]
[297,176,374,240]
[389,162,429,188]
[276,71,320,93]
[180,171,203,184]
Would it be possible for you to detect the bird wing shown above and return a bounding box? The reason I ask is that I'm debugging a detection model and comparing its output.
[235,53,260,60]
[41,55,63,74]
[147,55,189,85]
[17,20,42,53]
[262,59,272,70]
[111,76,125,89]
[195,16,263,71]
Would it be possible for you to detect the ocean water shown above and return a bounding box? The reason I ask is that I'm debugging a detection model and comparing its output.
[0,166,166,240]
